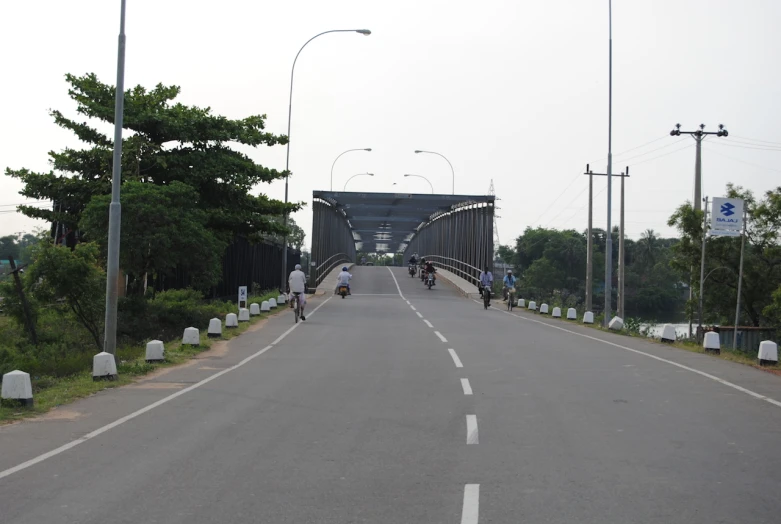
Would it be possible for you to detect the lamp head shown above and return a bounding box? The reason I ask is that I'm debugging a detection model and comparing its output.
[364,148,372,151]
[356,29,371,35]
[414,150,422,154]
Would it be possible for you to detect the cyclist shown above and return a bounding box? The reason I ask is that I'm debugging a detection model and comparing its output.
[335,266,352,295]
[502,269,517,301]
[288,263,308,321]
[478,266,493,306]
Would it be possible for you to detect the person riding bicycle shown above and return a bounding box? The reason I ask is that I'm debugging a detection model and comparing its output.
[502,269,517,301]
[335,266,352,295]
[478,266,493,306]
[288,263,308,321]
[423,261,436,284]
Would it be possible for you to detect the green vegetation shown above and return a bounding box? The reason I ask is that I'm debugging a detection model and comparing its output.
[0,73,303,420]
[5,72,300,294]
[502,183,781,335]
[0,287,280,422]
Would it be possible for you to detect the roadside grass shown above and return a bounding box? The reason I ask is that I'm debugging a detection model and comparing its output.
[0,291,283,423]
[512,302,780,375]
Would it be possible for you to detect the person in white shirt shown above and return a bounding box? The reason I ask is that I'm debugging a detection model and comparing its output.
[288,264,308,320]
[335,266,352,295]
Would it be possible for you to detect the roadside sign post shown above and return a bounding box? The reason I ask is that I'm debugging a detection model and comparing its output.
[705,197,746,349]
[238,286,248,309]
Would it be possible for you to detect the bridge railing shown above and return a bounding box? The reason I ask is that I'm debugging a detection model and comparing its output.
[312,252,352,288]
[420,255,482,286]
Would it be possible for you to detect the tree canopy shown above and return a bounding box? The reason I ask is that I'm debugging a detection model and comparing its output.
[6,73,298,243]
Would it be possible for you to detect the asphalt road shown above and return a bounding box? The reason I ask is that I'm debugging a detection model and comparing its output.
[1,266,781,523]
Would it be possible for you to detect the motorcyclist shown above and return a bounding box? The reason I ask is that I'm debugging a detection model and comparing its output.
[408,254,418,266]
[424,260,436,285]
[335,266,352,295]
[502,269,517,301]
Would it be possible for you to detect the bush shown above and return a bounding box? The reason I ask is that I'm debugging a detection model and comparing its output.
[118,289,223,344]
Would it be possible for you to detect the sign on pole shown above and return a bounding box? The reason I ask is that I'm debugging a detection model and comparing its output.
[238,286,248,308]
[711,197,744,233]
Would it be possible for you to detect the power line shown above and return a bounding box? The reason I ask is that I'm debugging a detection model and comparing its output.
[614,137,689,164]
[704,145,781,174]
[715,141,781,152]
[731,134,781,147]
[631,141,695,166]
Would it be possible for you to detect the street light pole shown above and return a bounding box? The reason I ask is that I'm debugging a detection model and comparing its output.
[403,174,434,193]
[414,150,454,194]
[604,0,614,328]
[103,0,127,356]
[330,148,372,191]
[343,173,374,191]
[281,28,371,291]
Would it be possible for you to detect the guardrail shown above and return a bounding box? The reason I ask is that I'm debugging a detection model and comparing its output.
[420,255,482,286]
[312,252,352,288]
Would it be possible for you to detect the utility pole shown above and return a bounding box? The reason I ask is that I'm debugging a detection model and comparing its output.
[670,123,728,337]
[102,0,127,356]
[698,197,709,341]
[617,166,629,319]
[669,123,729,212]
[585,166,594,311]
[8,256,37,345]
[584,165,628,316]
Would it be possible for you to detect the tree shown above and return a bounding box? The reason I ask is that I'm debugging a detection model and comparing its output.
[5,73,298,246]
[495,245,516,266]
[24,242,106,350]
[263,216,306,250]
[669,184,781,326]
[80,181,224,295]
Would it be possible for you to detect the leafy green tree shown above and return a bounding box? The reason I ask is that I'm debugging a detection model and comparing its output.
[24,242,106,350]
[669,184,781,326]
[5,73,297,244]
[80,181,224,295]
[263,216,306,250]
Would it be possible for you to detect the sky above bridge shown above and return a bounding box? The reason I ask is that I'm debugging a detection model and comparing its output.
[1,0,779,247]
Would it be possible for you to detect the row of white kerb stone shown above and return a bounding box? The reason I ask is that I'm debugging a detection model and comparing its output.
[1,295,289,407]
[517,299,779,366]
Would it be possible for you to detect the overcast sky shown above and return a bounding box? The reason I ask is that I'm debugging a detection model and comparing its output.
[2,0,780,249]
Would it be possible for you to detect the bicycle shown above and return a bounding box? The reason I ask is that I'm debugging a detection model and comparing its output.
[506,288,515,311]
[481,286,491,309]
[291,292,302,323]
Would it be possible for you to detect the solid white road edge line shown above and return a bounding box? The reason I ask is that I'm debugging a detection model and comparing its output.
[0,298,334,481]
[435,331,448,343]
[448,348,464,368]
[481,299,781,410]
[461,484,480,524]
[461,378,473,395]
[423,319,434,328]
[466,414,479,444]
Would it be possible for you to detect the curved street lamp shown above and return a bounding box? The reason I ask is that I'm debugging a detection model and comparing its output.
[344,172,374,191]
[699,266,735,330]
[331,148,372,191]
[404,174,434,193]
[414,149,454,194]
[280,28,371,290]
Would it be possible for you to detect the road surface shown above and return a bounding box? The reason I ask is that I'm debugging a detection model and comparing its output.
[1,267,780,523]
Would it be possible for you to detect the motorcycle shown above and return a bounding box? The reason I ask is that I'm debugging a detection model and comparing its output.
[408,264,416,277]
[426,272,435,290]
[338,285,349,299]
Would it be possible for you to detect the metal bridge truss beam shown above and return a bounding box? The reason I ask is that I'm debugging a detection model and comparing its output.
[310,197,356,289]
[403,201,494,285]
